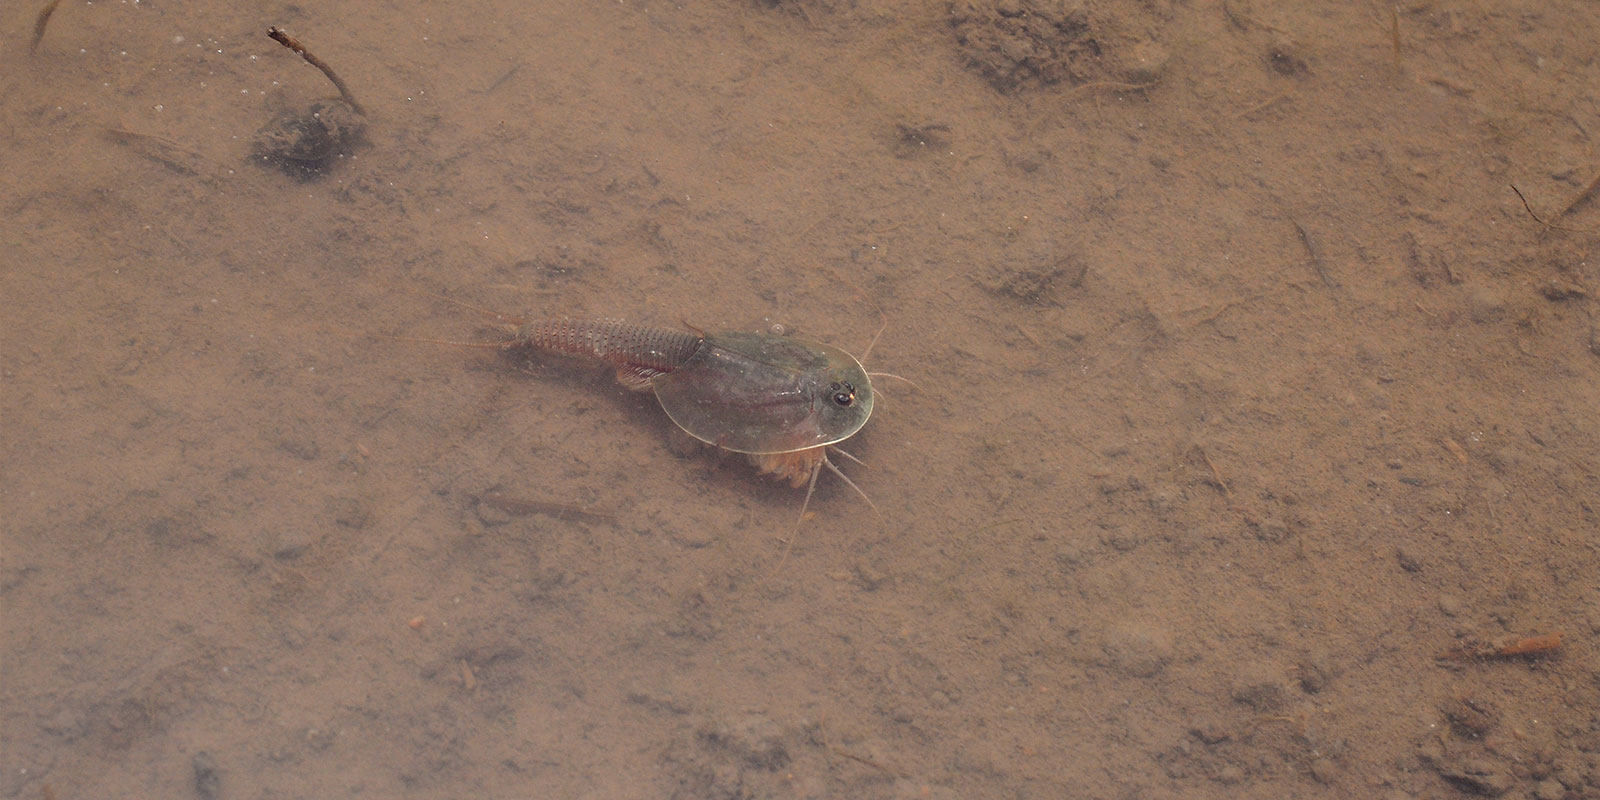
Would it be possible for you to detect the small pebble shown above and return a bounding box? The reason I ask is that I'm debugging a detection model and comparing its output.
[853,561,888,591]
[1298,650,1334,694]
[271,528,315,560]
[1229,663,1288,711]
[1310,757,1338,784]
[1395,546,1423,573]
[1252,520,1293,543]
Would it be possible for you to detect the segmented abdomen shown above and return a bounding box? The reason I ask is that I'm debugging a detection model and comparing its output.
[518,319,703,374]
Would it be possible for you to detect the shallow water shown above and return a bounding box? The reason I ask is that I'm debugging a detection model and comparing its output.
[3,1,1598,798]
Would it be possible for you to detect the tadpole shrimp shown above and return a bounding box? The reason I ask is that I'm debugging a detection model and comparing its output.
[405,292,910,540]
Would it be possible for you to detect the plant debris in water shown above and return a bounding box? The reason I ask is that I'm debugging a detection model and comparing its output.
[252,99,366,180]
[252,27,368,181]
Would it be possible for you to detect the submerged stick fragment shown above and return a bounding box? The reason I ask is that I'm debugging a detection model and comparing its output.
[1494,634,1565,656]
[482,61,523,93]
[1438,633,1564,661]
[1510,184,1577,232]
[1389,5,1402,75]
[266,26,365,114]
[1293,220,1336,289]
[31,0,63,54]
[1193,445,1232,499]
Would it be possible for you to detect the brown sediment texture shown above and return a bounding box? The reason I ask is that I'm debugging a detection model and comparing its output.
[2,1,1597,798]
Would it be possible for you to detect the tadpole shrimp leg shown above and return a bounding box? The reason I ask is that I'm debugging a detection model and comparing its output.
[768,444,878,582]
[765,306,902,579]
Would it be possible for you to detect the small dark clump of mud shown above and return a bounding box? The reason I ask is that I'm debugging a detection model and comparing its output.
[251,99,366,181]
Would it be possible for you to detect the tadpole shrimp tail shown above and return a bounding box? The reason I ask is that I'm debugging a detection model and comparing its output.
[389,283,705,382]
[513,319,703,377]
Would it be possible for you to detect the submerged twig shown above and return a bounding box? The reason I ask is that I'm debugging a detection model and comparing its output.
[1438,633,1564,661]
[1293,220,1336,289]
[1192,445,1233,499]
[31,0,63,54]
[829,746,908,778]
[1389,5,1402,75]
[1510,184,1577,232]
[266,26,365,114]
[482,61,523,93]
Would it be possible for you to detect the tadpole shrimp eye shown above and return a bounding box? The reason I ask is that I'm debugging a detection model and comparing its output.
[829,380,855,407]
